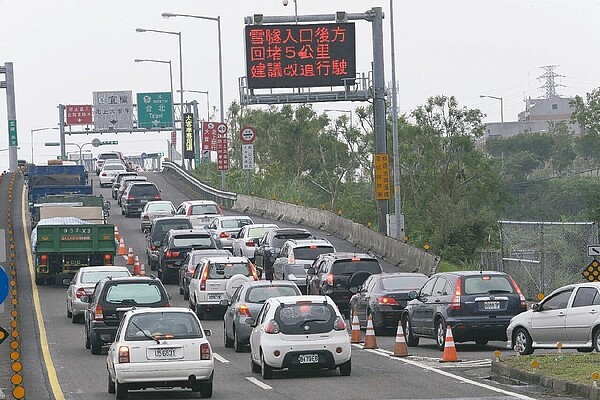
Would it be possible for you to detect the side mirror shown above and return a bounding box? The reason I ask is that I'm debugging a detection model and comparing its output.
[408,290,418,300]
[349,286,359,294]
[245,317,256,327]
[62,278,73,285]
[532,303,541,312]
[253,238,260,245]
[306,267,316,275]
[104,201,111,210]
[204,329,212,337]
[81,295,91,303]
[219,299,230,307]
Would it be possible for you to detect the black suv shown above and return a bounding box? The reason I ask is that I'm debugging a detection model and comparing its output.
[254,228,315,280]
[158,229,219,283]
[307,252,383,317]
[145,217,193,271]
[401,271,527,350]
[120,182,161,217]
[110,171,137,199]
[83,276,171,354]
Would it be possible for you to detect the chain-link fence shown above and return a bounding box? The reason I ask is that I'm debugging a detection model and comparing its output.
[499,221,598,300]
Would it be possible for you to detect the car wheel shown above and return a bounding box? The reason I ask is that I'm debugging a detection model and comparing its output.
[72,313,82,324]
[84,327,90,349]
[66,304,72,319]
[157,268,163,281]
[224,323,234,348]
[179,286,184,295]
[402,317,419,347]
[234,327,245,353]
[251,354,261,373]
[150,259,157,271]
[120,208,124,215]
[195,303,204,320]
[435,319,446,351]
[107,372,115,394]
[183,287,190,301]
[513,327,534,355]
[200,380,213,398]
[261,353,273,380]
[594,329,600,353]
[90,338,102,355]
[115,379,128,400]
[339,359,352,376]
[475,339,489,346]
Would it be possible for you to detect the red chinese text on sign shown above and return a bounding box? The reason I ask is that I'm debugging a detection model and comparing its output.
[216,134,229,171]
[66,105,93,125]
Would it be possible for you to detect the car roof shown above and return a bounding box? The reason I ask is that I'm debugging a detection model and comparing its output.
[434,270,509,277]
[167,228,211,236]
[270,295,335,306]
[380,272,428,278]
[244,223,278,228]
[189,249,230,256]
[99,276,161,284]
[241,280,299,289]
[181,200,218,206]
[145,200,174,206]
[128,181,156,186]
[126,306,193,316]
[201,255,249,263]
[325,252,377,260]
[78,266,130,273]
[272,228,312,235]
[153,216,191,223]
[214,215,252,220]
[286,238,332,247]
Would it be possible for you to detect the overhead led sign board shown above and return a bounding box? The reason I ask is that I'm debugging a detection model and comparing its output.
[245,22,356,89]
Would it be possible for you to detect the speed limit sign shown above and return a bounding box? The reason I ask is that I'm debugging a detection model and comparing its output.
[240,126,256,144]
[216,122,228,135]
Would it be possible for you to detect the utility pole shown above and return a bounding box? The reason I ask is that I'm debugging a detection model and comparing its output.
[1,62,18,171]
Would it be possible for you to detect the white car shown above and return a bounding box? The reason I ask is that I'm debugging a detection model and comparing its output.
[106,307,214,399]
[231,223,279,261]
[140,201,176,232]
[249,295,351,379]
[99,164,127,187]
[65,266,131,324]
[188,256,258,319]
[176,200,224,228]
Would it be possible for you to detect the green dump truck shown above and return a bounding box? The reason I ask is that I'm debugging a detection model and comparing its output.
[32,217,117,285]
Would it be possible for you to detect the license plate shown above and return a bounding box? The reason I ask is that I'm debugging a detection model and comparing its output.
[208,293,222,300]
[484,301,500,310]
[150,348,179,359]
[140,199,148,203]
[298,354,319,364]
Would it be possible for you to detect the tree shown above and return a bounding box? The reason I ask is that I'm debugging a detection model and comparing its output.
[571,88,600,135]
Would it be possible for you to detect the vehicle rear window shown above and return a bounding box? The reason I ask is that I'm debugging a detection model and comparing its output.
[147,203,174,212]
[208,262,251,279]
[463,275,515,295]
[104,283,164,305]
[153,221,192,240]
[293,246,335,260]
[191,204,219,215]
[221,219,252,229]
[273,233,312,247]
[275,302,335,334]
[125,312,203,340]
[104,165,125,170]
[381,276,428,291]
[130,185,159,196]
[246,286,300,303]
[99,153,120,160]
[248,226,276,238]
[331,259,382,275]
[173,235,214,248]
[81,270,129,284]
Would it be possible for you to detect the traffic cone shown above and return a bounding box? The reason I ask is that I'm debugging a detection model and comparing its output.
[440,325,459,362]
[350,307,362,344]
[139,263,146,277]
[392,321,409,357]
[363,314,378,349]
[132,256,140,276]
[114,225,121,241]
[117,238,126,256]
[127,247,134,265]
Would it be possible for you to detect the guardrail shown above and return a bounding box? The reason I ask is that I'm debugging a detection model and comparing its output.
[161,162,440,275]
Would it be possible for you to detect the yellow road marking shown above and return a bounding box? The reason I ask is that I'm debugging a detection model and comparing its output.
[21,182,65,399]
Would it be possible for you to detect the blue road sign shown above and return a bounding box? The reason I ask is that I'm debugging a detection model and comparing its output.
[0,266,8,304]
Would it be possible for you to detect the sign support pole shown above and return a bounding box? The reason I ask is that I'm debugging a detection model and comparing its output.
[58,104,66,160]
[3,63,18,171]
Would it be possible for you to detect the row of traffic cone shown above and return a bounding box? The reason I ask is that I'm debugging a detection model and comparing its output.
[349,307,458,362]
[115,227,145,276]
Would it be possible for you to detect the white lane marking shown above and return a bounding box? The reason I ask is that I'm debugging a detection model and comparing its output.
[213,353,230,363]
[246,377,273,390]
[363,348,536,400]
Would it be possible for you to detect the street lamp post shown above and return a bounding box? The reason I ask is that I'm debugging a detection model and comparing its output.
[324,109,353,129]
[31,127,58,163]
[480,95,504,137]
[134,58,176,161]
[45,141,92,166]
[136,28,185,168]
[178,90,210,120]
[162,12,226,188]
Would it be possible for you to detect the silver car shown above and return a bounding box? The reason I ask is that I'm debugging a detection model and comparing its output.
[231,223,279,261]
[507,282,600,354]
[65,266,131,323]
[205,215,254,252]
[223,280,300,352]
[140,200,176,232]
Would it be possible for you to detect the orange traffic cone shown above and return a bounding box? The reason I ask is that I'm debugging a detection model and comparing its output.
[392,321,409,357]
[114,225,121,241]
[127,247,134,265]
[350,307,362,344]
[117,238,126,256]
[139,263,146,277]
[132,256,141,276]
[363,314,378,349]
[440,325,459,362]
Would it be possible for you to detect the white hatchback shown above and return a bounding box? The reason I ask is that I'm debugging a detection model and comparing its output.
[106,307,214,399]
[99,164,127,187]
[249,295,351,379]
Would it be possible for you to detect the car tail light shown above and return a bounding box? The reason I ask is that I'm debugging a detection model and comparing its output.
[288,255,296,264]
[245,241,255,247]
[377,296,398,306]
[264,319,280,334]
[166,250,180,258]
[237,304,251,317]
[101,172,107,176]
[200,343,211,360]
[39,254,48,266]
[450,277,462,310]
[326,273,334,286]
[94,304,103,320]
[219,232,229,238]
[104,254,113,265]
[509,275,528,311]
[249,262,259,281]
[127,195,135,201]
[154,194,161,200]
[199,264,209,291]
[333,316,346,331]
[151,245,157,251]
[118,346,130,363]
[75,287,88,299]
[142,215,150,221]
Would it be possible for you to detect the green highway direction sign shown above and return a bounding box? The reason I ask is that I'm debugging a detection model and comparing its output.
[8,120,17,146]
[137,92,173,129]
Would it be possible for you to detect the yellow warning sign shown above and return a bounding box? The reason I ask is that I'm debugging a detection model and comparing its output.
[374,153,391,200]
[582,260,600,282]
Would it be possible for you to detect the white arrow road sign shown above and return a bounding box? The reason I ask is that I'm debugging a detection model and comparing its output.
[588,245,600,257]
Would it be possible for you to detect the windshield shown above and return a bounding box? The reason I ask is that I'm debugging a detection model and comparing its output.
[191,204,219,215]
[153,221,192,240]
[246,285,300,303]
[275,302,336,334]
[80,270,129,284]
[208,262,251,279]
[293,246,334,260]
[463,275,515,295]
[103,164,125,171]
[125,312,203,340]
[248,226,277,238]
[380,276,428,291]
[104,283,164,305]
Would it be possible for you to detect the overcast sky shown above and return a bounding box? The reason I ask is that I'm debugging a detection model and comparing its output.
[1,0,599,170]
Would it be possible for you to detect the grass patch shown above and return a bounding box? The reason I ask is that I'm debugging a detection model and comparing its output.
[502,353,600,385]
[437,260,478,272]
